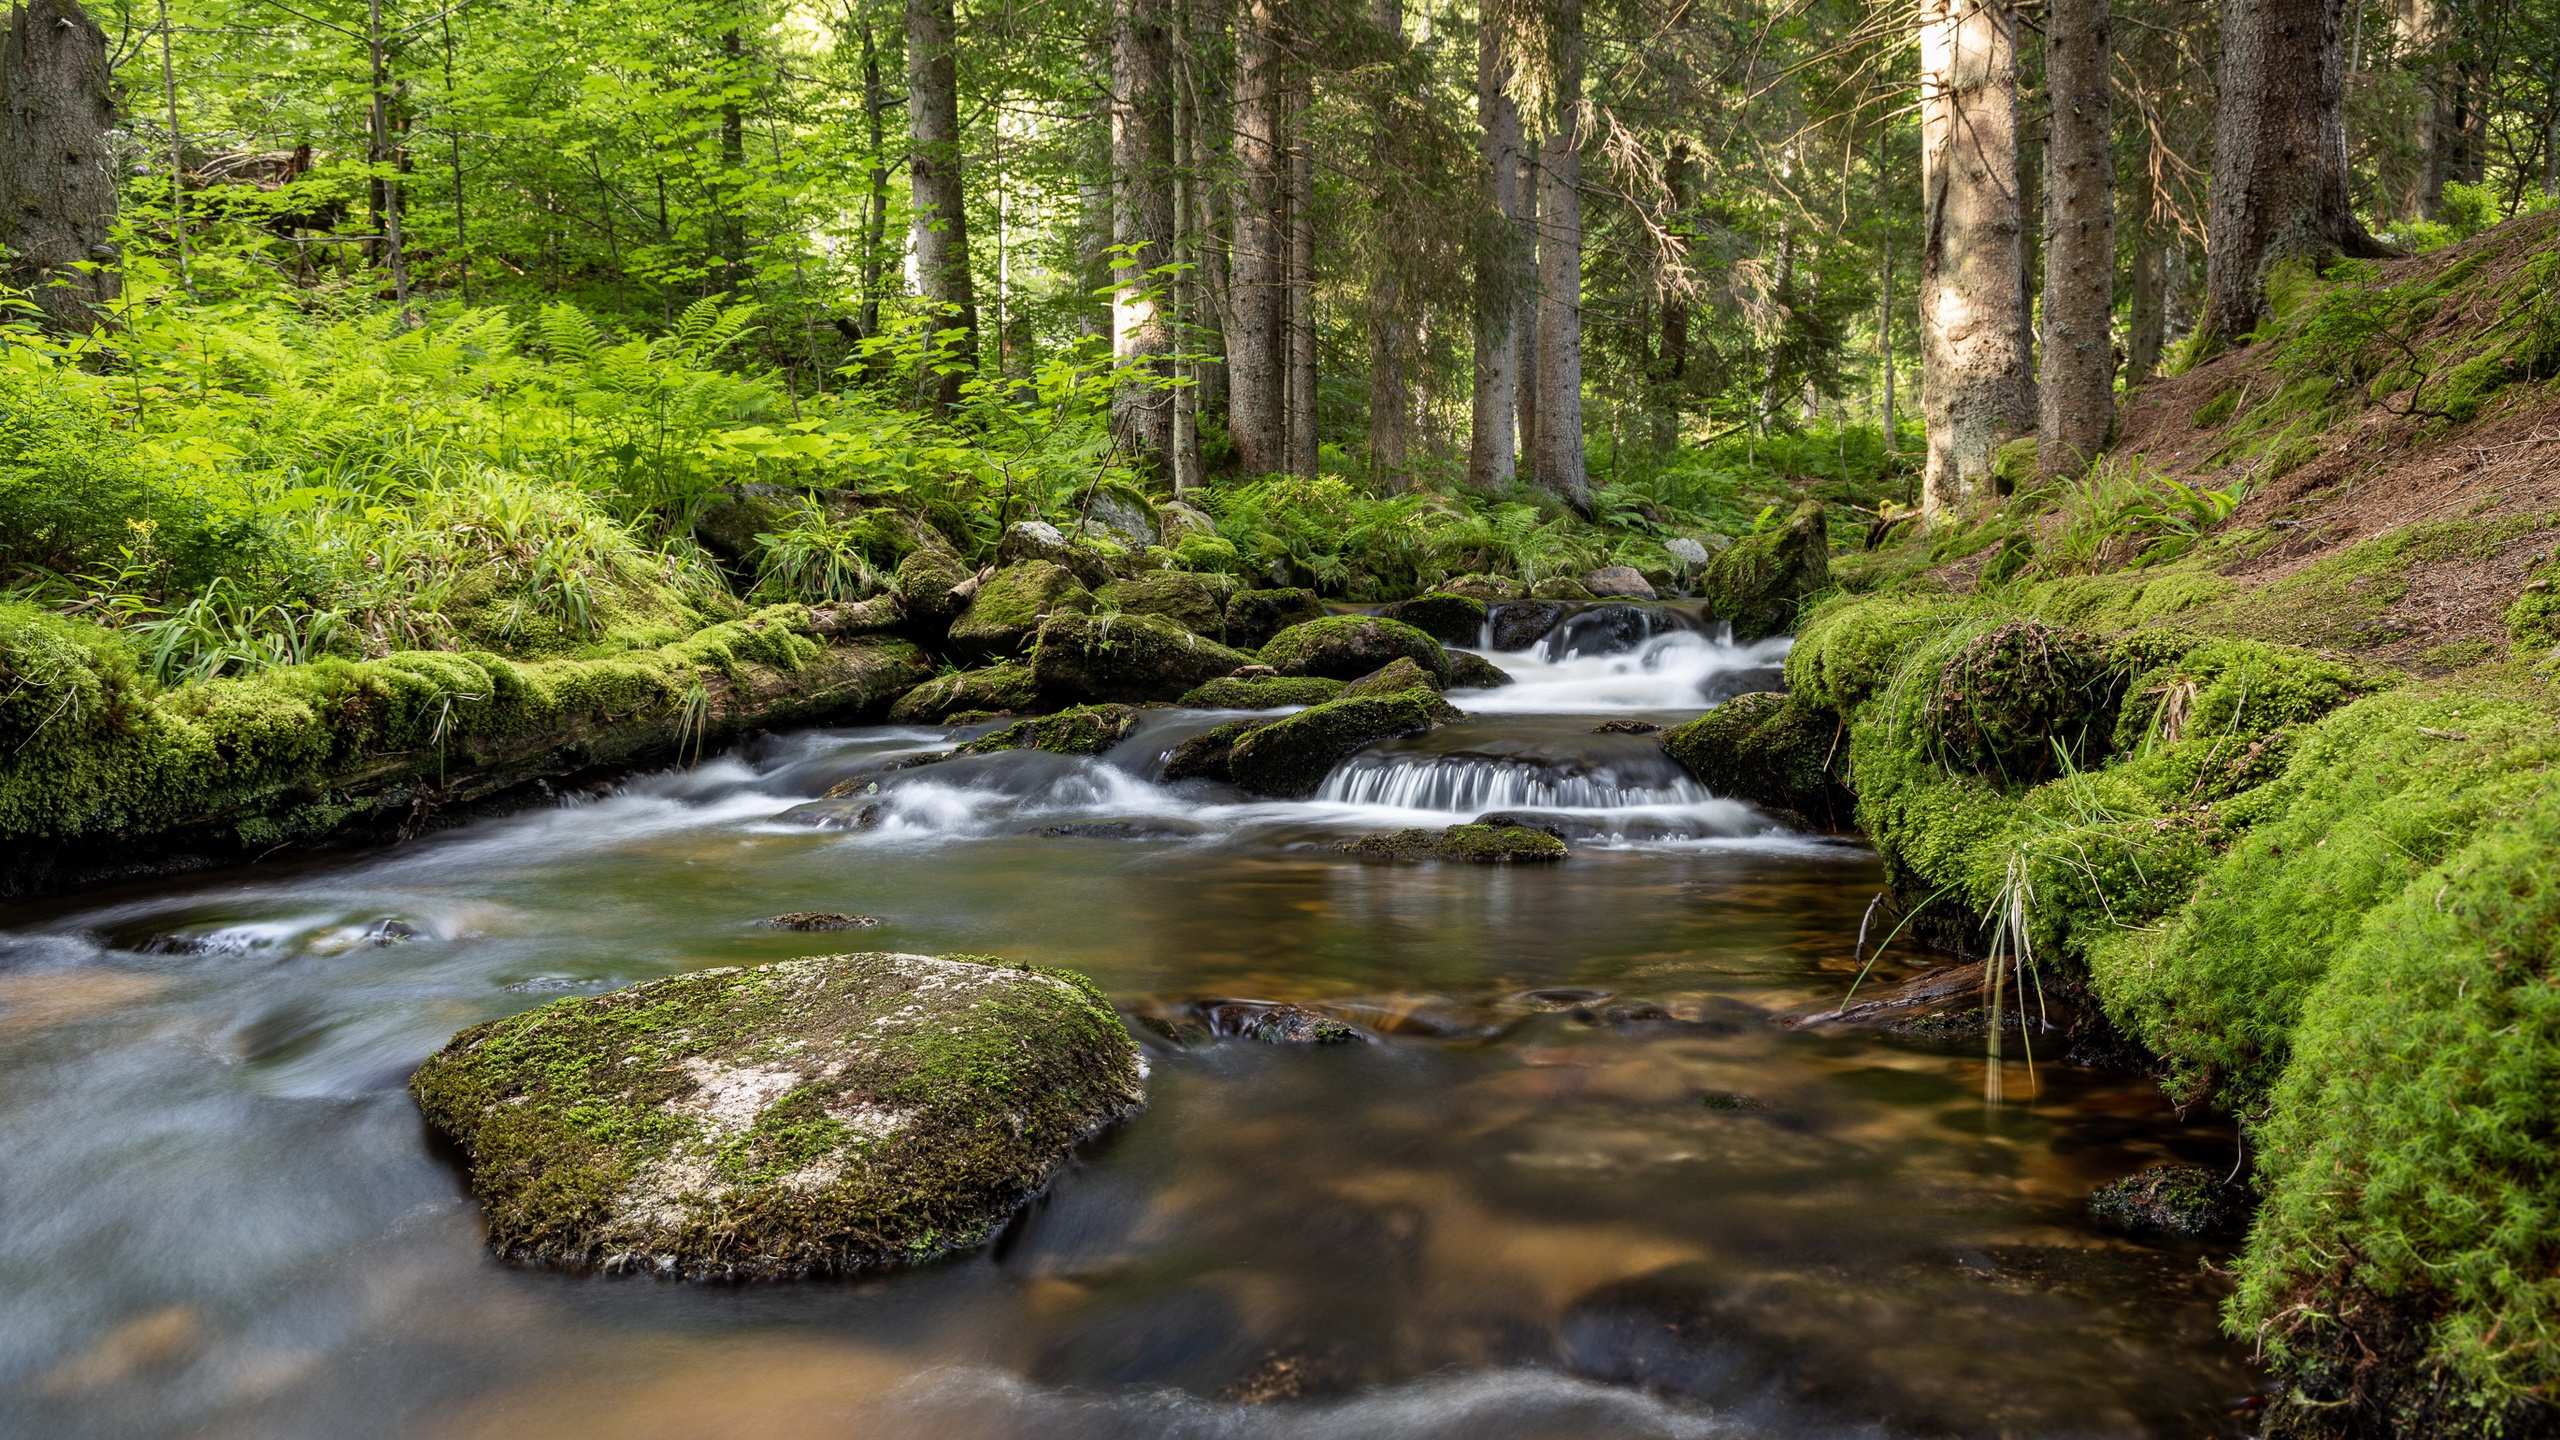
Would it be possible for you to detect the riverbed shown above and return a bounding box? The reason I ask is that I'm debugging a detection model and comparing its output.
[0,613,2260,1439]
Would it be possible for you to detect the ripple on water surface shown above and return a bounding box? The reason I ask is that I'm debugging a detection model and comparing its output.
[0,620,2259,1440]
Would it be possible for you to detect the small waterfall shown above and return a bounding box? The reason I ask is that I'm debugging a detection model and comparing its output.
[1457,628,1793,714]
[1317,754,1712,812]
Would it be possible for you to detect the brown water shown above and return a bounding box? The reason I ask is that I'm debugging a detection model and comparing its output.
[0,616,2260,1440]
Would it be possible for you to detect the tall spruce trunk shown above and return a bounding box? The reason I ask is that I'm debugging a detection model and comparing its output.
[2195,0,2390,352]
[2037,0,2114,478]
[1516,146,1540,469]
[1285,73,1318,480]
[907,0,977,406]
[1917,0,2031,520]
[1181,0,1231,441]
[857,22,892,340]
[0,0,115,329]
[1364,0,1410,482]
[1112,0,1176,471]
[1530,0,1588,512]
[1468,5,1523,489]
[1228,0,1285,475]
[2126,234,2165,381]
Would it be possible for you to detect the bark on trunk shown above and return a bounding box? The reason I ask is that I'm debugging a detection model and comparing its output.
[1467,5,1523,489]
[2126,234,2165,382]
[719,28,746,286]
[1917,0,2032,520]
[857,22,892,340]
[2195,0,2391,353]
[1364,0,1409,482]
[1285,76,1318,480]
[1229,0,1285,475]
[1530,0,1588,512]
[1651,141,1692,450]
[1112,0,1176,471]
[1515,145,1540,469]
[2037,0,2114,479]
[1181,0,1230,441]
[907,0,977,406]
[0,0,115,330]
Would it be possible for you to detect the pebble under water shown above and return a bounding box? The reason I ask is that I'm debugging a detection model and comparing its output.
[0,607,2262,1440]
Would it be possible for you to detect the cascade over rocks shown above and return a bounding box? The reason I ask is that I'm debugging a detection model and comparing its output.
[1259,615,1453,684]
[946,562,1092,658]
[409,952,1144,1279]
[1029,611,1251,704]
[1226,685,1462,799]
[1701,500,1830,642]
[1223,587,1326,648]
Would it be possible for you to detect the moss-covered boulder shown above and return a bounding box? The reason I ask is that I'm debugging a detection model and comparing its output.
[946,561,1092,659]
[410,952,1144,1279]
[1337,656,1443,700]
[894,544,977,625]
[997,519,1074,568]
[1339,824,1568,862]
[1530,576,1597,601]
[1659,691,1853,827]
[1440,573,1525,600]
[1260,615,1452,685]
[886,661,1039,724]
[1920,619,2121,782]
[1029,611,1252,704]
[1177,675,1345,708]
[1447,651,1513,689]
[1156,500,1218,546]
[1096,570,1237,638]
[1225,689,1461,798]
[1701,501,1830,642]
[1380,593,1488,646]
[1160,716,1278,782]
[2087,1162,2249,1239]
[958,704,1142,757]
[1224,587,1326,649]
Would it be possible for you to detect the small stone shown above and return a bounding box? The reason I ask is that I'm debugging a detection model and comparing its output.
[1337,823,1568,862]
[1583,565,1659,599]
[1591,719,1660,734]
[756,912,884,931]
[2088,1162,2251,1239]
[1197,1000,1368,1044]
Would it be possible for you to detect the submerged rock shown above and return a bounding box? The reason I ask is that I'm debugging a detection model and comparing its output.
[959,704,1143,757]
[1338,824,1568,862]
[2088,1162,2251,1239]
[1259,615,1452,684]
[409,953,1145,1279]
[1177,675,1345,709]
[1379,592,1489,646]
[1197,999,1367,1044]
[1226,690,1462,799]
[1097,571,1237,638]
[1160,716,1279,783]
[887,661,1040,724]
[1031,611,1252,703]
[756,912,883,931]
[1591,719,1660,734]
[1700,500,1828,642]
[946,561,1092,659]
[1223,587,1326,649]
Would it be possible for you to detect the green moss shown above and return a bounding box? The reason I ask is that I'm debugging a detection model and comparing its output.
[1337,824,1567,862]
[2193,387,2245,428]
[1160,715,1278,782]
[1993,436,2041,490]
[1177,675,1345,709]
[2502,557,2560,656]
[947,562,1091,658]
[410,952,1144,1278]
[1257,614,1452,684]
[1702,500,1831,642]
[1379,592,1489,646]
[1223,587,1326,649]
[1226,689,1460,798]
[1659,690,1851,825]
[1336,656,1442,699]
[886,661,1040,724]
[957,704,1141,756]
[1093,570,1236,638]
[1028,611,1250,703]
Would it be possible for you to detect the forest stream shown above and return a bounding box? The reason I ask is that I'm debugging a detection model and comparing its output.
[1,606,2263,1440]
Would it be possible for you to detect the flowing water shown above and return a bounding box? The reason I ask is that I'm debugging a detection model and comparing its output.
[0,605,2261,1440]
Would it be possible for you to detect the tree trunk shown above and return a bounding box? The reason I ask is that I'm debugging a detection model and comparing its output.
[857,21,891,340]
[1285,74,1318,480]
[2194,0,2390,354]
[2038,0,2114,479]
[1467,3,1523,489]
[0,0,115,329]
[2126,233,2165,382]
[1651,140,1692,450]
[1112,0,1176,472]
[720,28,746,287]
[1515,144,1540,470]
[907,0,976,406]
[1077,51,1112,342]
[1530,0,1588,512]
[1917,0,2031,520]
[1229,0,1285,475]
[1364,0,1410,482]
[1181,0,1230,437]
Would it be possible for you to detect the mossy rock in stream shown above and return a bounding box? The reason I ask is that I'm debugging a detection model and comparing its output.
[1446,650,1513,689]
[886,661,1040,724]
[1223,587,1326,649]
[1160,716,1279,783]
[1659,691,1852,828]
[410,952,1144,1280]
[2088,1162,2250,1240]
[1029,611,1251,703]
[957,704,1142,757]
[1225,689,1461,799]
[1379,593,1488,646]
[945,562,1092,659]
[1177,674,1345,709]
[1338,824,1567,862]
[1259,615,1452,684]
[1336,656,1443,699]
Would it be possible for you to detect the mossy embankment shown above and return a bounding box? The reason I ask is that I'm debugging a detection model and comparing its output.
[0,599,927,896]
[1680,212,2560,1439]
